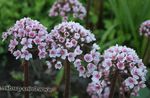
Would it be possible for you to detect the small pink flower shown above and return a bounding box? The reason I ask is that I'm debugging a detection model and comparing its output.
[38,43,46,51]
[131,67,142,79]
[59,37,65,43]
[29,31,36,38]
[117,53,125,61]
[38,51,47,59]
[68,52,76,62]
[21,50,32,60]
[87,63,96,73]
[84,54,93,62]
[77,66,85,77]
[91,71,102,82]
[126,55,133,61]
[92,43,100,50]
[74,33,80,39]
[21,38,32,49]
[33,36,42,45]
[13,50,21,59]
[64,32,70,37]
[18,28,25,37]
[71,39,77,47]
[9,39,18,48]
[138,81,146,88]
[65,41,73,48]
[46,61,52,69]
[139,20,150,37]
[74,46,82,55]
[124,77,138,89]
[49,48,57,58]
[55,61,62,69]
[2,32,8,41]
[116,62,125,70]
[102,59,112,70]
[60,49,68,59]
[74,59,81,68]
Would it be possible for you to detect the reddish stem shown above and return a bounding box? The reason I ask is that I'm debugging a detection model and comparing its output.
[109,70,118,98]
[86,0,91,28]
[23,60,29,98]
[64,60,70,98]
[97,0,104,29]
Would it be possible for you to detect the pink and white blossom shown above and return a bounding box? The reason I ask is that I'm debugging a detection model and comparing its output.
[84,54,93,62]
[139,20,150,37]
[46,21,100,78]
[2,17,49,61]
[49,0,86,21]
[21,50,32,60]
[13,50,21,59]
[55,61,62,69]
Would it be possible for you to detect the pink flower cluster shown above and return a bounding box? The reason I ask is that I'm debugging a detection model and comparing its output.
[49,0,86,20]
[46,21,100,77]
[87,45,147,97]
[2,17,49,60]
[139,20,150,37]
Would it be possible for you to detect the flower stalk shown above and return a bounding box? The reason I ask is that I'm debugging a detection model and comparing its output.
[109,70,118,98]
[64,60,71,98]
[86,0,91,28]
[23,60,29,98]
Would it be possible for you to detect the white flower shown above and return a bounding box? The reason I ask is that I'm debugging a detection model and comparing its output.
[124,77,138,89]
[21,38,33,49]
[84,54,93,62]
[49,48,57,58]
[13,50,21,59]
[91,71,102,83]
[74,59,81,68]
[116,62,125,70]
[74,46,82,55]
[21,50,32,60]
[92,43,100,50]
[68,52,76,62]
[46,61,52,69]
[55,61,62,69]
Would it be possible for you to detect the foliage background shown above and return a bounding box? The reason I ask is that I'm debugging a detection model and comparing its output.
[0,0,150,98]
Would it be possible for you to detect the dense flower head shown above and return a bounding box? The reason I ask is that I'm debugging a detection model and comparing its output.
[139,20,150,37]
[49,0,86,20]
[2,17,49,60]
[46,21,100,78]
[87,45,147,97]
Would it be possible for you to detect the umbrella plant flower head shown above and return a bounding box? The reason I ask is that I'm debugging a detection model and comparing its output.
[49,0,86,21]
[2,17,49,60]
[87,45,147,97]
[139,20,150,37]
[46,21,100,78]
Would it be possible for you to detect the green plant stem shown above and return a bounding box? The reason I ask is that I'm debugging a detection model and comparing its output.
[109,70,118,98]
[23,60,29,98]
[64,60,70,98]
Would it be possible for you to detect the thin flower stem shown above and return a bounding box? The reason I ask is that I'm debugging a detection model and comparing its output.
[97,0,104,29]
[143,37,149,58]
[109,70,118,98]
[64,60,71,98]
[23,60,29,98]
[86,0,91,28]
[144,38,150,64]
[118,75,126,98]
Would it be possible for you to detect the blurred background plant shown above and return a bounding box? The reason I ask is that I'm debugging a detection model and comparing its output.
[0,0,150,98]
